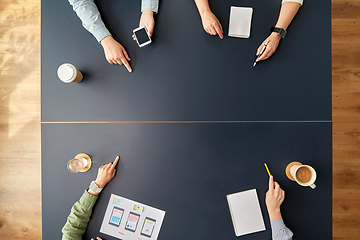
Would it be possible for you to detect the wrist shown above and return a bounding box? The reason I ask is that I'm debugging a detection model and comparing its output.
[268,208,282,221]
[87,189,99,196]
[199,8,211,17]
[94,180,105,189]
[270,32,282,41]
[100,35,114,46]
[142,10,154,16]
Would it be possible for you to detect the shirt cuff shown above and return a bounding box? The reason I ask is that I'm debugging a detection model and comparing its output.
[271,219,287,231]
[282,0,303,5]
[141,0,159,14]
[92,26,112,42]
[79,190,99,208]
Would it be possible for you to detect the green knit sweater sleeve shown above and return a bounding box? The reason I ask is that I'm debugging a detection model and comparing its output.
[62,190,98,240]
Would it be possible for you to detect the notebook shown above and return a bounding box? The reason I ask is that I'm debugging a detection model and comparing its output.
[228,6,253,38]
[227,189,266,237]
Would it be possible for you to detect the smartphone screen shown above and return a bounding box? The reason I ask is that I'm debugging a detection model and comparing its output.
[134,28,151,45]
[109,207,124,227]
[141,218,156,237]
[125,212,140,232]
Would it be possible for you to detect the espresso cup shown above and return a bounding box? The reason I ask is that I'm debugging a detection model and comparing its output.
[290,164,317,189]
[57,63,83,83]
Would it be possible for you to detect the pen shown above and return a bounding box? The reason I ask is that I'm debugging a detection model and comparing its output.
[253,39,270,67]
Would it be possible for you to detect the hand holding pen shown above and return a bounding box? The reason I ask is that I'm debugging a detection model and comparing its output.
[253,39,269,66]
[264,163,285,221]
[254,33,281,66]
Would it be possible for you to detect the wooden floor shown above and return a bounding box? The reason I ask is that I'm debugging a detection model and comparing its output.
[0,0,359,239]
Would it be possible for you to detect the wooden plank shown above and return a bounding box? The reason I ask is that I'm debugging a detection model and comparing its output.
[332,0,360,19]
[0,0,41,239]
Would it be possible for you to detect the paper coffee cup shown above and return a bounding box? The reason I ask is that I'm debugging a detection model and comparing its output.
[290,164,317,189]
[57,63,83,83]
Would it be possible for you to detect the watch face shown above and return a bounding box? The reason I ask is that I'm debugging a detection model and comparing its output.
[90,181,100,192]
[278,28,287,38]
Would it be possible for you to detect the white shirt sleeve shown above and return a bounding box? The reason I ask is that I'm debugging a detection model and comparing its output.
[282,0,303,5]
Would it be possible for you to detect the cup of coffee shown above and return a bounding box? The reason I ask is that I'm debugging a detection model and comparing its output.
[57,63,83,83]
[289,164,317,189]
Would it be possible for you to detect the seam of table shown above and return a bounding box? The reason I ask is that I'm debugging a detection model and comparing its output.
[41,120,332,124]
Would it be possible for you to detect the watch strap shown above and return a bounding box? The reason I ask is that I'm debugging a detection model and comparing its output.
[271,26,287,39]
[89,181,103,193]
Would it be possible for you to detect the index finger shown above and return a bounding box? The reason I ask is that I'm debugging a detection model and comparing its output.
[256,43,264,56]
[214,22,223,39]
[256,47,271,62]
[268,176,274,191]
[111,156,120,170]
[146,25,154,38]
[121,58,132,72]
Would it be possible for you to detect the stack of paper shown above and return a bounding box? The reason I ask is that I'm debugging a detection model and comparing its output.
[228,6,253,38]
[227,189,266,237]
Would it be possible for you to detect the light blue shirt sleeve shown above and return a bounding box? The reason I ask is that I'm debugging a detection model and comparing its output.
[68,0,111,42]
[141,0,159,13]
[270,219,294,240]
[68,0,160,42]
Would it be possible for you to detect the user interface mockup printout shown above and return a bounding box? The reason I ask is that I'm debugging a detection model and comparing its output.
[100,194,166,240]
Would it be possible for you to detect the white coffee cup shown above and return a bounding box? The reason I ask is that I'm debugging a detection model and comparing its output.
[290,164,317,189]
[57,63,83,83]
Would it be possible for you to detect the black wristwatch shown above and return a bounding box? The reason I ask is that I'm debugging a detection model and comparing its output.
[270,26,287,39]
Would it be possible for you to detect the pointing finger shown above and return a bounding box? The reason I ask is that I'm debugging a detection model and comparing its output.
[269,176,274,191]
[111,156,120,170]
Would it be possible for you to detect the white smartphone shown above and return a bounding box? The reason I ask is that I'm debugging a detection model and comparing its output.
[133,26,152,47]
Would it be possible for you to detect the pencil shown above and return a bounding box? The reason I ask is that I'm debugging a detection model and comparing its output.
[264,163,272,177]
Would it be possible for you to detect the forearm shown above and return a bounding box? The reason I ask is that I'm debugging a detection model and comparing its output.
[275,2,302,30]
[194,0,211,15]
[68,0,111,42]
[61,190,98,240]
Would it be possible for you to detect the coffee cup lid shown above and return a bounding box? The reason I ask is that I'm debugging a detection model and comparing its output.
[57,63,76,83]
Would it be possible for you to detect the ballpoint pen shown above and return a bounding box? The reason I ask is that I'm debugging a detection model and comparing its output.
[253,39,269,67]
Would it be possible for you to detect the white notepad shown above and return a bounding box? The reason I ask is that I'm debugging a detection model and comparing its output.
[228,6,253,38]
[227,189,266,237]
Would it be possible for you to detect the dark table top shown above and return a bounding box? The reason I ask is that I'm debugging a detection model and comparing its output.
[41,0,331,122]
[41,0,332,239]
[42,122,332,240]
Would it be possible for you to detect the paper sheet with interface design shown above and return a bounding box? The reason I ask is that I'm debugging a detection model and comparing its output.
[100,194,166,240]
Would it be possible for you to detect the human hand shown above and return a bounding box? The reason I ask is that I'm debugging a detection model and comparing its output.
[200,10,223,39]
[256,33,281,63]
[91,237,102,240]
[100,36,132,72]
[265,176,285,221]
[94,156,120,189]
[139,10,155,38]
